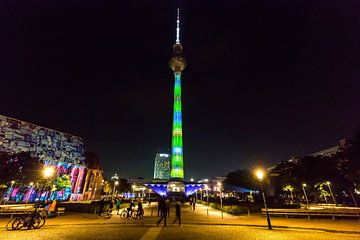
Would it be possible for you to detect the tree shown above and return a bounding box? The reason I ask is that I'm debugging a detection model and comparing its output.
[55,175,72,190]
[0,152,42,186]
[282,185,295,203]
[224,169,256,192]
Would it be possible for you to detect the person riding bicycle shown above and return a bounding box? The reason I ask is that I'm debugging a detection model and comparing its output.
[127,200,135,219]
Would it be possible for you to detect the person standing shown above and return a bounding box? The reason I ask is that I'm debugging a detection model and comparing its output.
[172,200,181,226]
[116,198,121,215]
[99,198,105,216]
[157,198,163,217]
[157,199,168,227]
[138,200,144,217]
[109,199,114,213]
[166,199,170,217]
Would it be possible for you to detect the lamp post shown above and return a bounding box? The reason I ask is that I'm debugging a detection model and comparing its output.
[132,185,136,199]
[112,181,119,199]
[256,169,272,230]
[326,181,336,205]
[205,185,209,207]
[2,180,15,205]
[217,181,223,219]
[302,183,310,208]
[43,166,55,200]
[148,189,152,205]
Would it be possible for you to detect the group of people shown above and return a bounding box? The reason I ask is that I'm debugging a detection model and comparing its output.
[98,197,144,218]
[97,196,183,226]
[157,198,181,227]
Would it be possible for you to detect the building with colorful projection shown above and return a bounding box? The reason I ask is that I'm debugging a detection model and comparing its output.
[153,153,171,180]
[0,114,102,202]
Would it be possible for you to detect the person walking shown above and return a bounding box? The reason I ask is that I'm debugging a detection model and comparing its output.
[99,198,105,216]
[116,198,121,215]
[157,198,163,217]
[166,199,170,217]
[138,199,144,217]
[109,199,114,213]
[172,200,181,226]
[157,199,168,227]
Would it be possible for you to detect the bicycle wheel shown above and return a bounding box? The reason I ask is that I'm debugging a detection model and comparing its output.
[6,218,16,231]
[38,216,46,228]
[32,216,44,229]
[120,210,127,220]
[131,210,138,219]
[12,217,25,230]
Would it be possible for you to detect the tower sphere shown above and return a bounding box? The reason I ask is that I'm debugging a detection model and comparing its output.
[169,43,186,72]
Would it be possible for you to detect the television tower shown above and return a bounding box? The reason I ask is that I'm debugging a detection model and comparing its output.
[169,9,186,180]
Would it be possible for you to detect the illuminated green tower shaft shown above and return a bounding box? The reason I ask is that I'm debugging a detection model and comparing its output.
[169,9,186,180]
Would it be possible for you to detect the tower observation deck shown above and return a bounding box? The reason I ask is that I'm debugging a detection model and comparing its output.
[169,9,186,180]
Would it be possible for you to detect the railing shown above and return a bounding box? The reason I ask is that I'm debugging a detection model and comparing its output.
[262,207,360,220]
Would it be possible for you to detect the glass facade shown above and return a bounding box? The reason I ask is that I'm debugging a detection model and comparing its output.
[154,153,171,180]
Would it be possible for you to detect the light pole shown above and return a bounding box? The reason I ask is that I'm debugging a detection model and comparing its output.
[43,166,55,200]
[256,169,272,230]
[132,185,136,199]
[302,183,310,208]
[326,181,336,205]
[112,181,119,199]
[217,181,223,219]
[148,189,152,205]
[2,180,15,205]
[205,185,209,207]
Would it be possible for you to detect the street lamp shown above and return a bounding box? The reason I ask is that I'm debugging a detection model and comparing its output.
[326,181,336,205]
[112,181,119,198]
[205,185,209,207]
[132,185,136,198]
[302,183,310,208]
[217,181,223,218]
[43,166,55,200]
[43,166,55,178]
[255,169,272,230]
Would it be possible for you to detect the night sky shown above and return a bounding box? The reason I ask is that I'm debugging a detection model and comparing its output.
[1,1,360,179]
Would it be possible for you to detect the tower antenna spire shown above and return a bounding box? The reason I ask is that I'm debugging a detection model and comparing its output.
[176,8,180,44]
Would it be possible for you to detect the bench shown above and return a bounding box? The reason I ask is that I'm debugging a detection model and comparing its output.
[57,207,65,218]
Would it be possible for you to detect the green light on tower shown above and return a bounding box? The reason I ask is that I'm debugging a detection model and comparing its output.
[169,9,186,179]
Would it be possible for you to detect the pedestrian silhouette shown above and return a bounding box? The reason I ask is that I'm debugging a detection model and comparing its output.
[157,199,169,227]
[172,200,181,226]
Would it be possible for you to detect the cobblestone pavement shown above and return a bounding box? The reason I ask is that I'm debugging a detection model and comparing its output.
[1,224,359,240]
[1,203,359,239]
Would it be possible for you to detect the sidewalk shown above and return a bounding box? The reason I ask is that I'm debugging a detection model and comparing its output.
[186,203,360,234]
[1,202,359,234]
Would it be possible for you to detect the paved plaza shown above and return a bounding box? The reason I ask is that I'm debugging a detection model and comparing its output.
[1,203,360,239]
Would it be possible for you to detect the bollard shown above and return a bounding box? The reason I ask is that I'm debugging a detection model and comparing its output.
[94,208,97,216]
[206,209,209,218]
[151,207,153,217]
[247,210,250,217]
[221,210,223,219]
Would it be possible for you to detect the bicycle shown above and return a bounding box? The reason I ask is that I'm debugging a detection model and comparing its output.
[99,208,112,218]
[131,209,144,219]
[120,208,134,220]
[11,204,46,230]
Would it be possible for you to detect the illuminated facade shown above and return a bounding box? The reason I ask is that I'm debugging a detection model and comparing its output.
[153,153,171,180]
[169,9,186,180]
[0,114,89,202]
